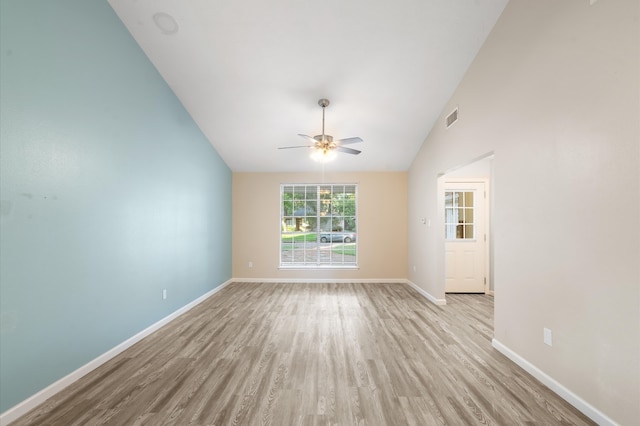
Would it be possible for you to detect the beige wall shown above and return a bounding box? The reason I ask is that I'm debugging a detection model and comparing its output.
[233,172,407,280]
[408,0,639,424]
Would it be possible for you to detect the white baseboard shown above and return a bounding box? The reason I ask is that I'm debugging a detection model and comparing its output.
[0,279,233,426]
[491,338,617,426]
[405,280,447,305]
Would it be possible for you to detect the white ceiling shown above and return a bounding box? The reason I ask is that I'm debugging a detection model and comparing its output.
[107,0,508,172]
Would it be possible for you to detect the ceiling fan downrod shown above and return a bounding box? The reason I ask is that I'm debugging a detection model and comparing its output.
[318,98,329,142]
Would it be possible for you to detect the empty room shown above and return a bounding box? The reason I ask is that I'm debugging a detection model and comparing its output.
[1,0,638,425]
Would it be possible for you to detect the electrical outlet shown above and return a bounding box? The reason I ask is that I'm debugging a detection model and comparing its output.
[162,289,167,300]
[248,261,253,268]
[543,328,552,346]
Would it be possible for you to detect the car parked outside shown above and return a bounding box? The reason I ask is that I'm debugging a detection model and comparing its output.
[319,232,356,243]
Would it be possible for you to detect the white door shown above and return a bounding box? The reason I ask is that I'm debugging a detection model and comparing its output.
[444,182,486,293]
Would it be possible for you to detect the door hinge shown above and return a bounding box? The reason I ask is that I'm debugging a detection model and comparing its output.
[484,277,487,284]
[484,234,486,242]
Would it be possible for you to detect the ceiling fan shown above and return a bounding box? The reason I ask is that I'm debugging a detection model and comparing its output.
[278,99,363,160]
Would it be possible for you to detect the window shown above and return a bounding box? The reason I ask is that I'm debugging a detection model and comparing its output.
[280,184,358,268]
[445,190,475,240]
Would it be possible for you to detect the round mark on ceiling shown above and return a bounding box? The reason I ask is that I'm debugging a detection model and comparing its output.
[153,12,179,35]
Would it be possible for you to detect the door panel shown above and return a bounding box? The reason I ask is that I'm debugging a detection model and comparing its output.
[445,182,486,293]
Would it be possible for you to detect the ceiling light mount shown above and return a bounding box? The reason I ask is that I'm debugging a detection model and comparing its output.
[314,135,333,143]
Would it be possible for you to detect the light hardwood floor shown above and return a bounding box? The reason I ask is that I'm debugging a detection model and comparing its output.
[12,282,594,425]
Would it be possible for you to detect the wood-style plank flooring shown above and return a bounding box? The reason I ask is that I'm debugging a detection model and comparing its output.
[12,282,594,425]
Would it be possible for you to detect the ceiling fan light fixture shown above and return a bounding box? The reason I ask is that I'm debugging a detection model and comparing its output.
[310,148,337,163]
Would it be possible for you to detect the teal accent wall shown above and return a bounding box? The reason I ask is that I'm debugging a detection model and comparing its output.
[0,0,232,412]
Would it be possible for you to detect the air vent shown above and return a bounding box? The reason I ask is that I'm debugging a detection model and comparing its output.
[446,107,458,128]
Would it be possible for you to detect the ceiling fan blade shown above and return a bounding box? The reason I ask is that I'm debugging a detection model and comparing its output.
[278,145,313,150]
[334,137,363,145]
[334,146,361,155]
[298,134,318,143]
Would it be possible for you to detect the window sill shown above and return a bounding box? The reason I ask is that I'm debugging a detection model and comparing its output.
[279,265,359,270]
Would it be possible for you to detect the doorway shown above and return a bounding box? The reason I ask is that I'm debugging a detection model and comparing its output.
[442,155,493,295]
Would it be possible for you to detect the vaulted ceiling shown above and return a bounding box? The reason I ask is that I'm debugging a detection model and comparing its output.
[107,0,508,172]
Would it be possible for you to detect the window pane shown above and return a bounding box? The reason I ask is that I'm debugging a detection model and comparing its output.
[305,217,317,232]
[464,225,474,239]
[445,223,456,239]
[293,187,305,199]
[345,216,356,232]
[445,192,454,208]
[320,199,331,216]
[306,186,317,200]
[320,216,332,232]
[464,208,474,224]
[464,191,474,208]
[305,200,316,215]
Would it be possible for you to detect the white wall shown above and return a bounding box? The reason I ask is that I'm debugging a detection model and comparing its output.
[407,0,639,424]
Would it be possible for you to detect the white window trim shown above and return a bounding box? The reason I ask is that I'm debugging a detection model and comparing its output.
[279,183,358,269]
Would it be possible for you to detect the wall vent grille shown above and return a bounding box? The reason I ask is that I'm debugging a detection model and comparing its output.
[446,107,458,128]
